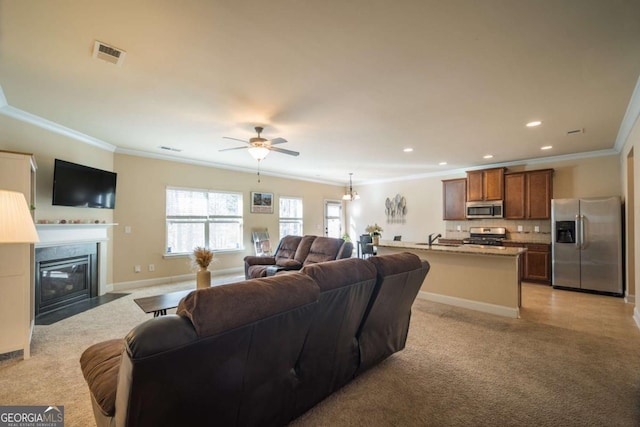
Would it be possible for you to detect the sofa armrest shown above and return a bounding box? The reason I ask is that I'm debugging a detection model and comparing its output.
[124,315,198,359]
[244,256,276,266]
[266,260,303,276]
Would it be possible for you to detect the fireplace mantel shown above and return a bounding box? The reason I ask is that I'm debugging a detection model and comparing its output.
[35,223,118,247]
[35,223,117,295]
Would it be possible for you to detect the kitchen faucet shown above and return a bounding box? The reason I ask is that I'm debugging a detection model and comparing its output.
[428,233,442,248]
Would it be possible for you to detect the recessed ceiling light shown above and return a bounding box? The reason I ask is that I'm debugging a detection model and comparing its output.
[439,161,447,166]
[483,155,494,159]
[541,145,553,150]
[526,121,542,127]
[403,148,413,152]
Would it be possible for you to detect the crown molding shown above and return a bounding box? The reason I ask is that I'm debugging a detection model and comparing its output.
[0,82,634,187]
[615,75,640,152]
[114,147,343,186]
[0,105,117,152]
[0,84,116,152]
[361,148,621,186]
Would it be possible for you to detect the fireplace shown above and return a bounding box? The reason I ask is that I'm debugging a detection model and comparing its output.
[35,243,98,318]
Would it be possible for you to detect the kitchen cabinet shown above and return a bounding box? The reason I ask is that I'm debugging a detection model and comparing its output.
[0,150,37,359]
[442,178,466,220]
[504,169,553,219]
[502,241,551,285]
[466,168,505,201]
[524,243,551,283]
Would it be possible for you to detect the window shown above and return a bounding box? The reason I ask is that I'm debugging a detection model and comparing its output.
[279,197,303,239]
[166,187,243,254]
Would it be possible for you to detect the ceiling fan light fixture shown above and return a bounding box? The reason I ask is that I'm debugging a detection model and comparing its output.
[248,146,270,161]
[343,173,360,201]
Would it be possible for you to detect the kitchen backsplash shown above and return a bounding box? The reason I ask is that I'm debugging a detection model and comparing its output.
[445,219,551,244]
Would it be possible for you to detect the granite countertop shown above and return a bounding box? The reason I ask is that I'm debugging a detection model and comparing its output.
[376,241,526,257]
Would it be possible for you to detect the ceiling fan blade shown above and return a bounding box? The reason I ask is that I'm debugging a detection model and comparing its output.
[268,137,288,145]
[270,146,300,156]
[219,146,249,152]
[222,136,251,145]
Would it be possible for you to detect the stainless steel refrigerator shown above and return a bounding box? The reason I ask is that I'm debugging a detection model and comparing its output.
[551,197,623,295]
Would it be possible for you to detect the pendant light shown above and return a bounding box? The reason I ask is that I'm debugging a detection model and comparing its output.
[342,173,360,201]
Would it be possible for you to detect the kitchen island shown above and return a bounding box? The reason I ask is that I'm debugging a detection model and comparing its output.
[376,241,526,318]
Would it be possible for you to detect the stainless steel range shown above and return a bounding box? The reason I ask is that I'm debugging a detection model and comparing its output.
[463,227,506,246]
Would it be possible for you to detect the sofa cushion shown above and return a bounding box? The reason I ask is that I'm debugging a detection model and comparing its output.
[293,235,317,263]
[79,338,124,417]
[357,252,430,374]
[274,235,302,262]
[300,257,376,292]
[177,274,320,338]
[275,258,303,269]
[303,237,345,265]
[293,258,377,418]
[367,251,423,278]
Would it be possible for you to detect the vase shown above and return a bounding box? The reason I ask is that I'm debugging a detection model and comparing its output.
[196,269,211,289]
[373,235,380,245]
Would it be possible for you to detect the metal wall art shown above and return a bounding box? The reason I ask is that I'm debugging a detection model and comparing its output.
[385,194,407,223]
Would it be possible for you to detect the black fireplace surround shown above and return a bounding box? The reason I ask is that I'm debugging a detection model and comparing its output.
[35,243,98,318]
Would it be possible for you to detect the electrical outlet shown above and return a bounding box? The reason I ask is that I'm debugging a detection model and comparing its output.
[148,264,155,272]
[534,226,540,233]
[457,225,462,231]
[517,225,523,232]
[125,226,132,234]
[134,265,141,273]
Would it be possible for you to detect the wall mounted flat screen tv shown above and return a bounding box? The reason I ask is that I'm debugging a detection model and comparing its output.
[52,159,117,209]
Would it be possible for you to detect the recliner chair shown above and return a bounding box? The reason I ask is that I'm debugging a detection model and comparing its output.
[244,235,353,279]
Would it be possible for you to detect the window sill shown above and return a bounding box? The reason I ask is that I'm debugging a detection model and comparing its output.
[163,248,245,259]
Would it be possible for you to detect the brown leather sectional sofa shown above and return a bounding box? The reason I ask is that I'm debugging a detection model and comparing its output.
[243,235,354,279]
[80,252,430,427]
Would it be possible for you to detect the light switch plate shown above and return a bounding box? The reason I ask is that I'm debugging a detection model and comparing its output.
[517,225,523,232]
[534,226,540,233]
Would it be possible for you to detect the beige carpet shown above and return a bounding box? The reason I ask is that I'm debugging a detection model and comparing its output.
[1,279,640,427]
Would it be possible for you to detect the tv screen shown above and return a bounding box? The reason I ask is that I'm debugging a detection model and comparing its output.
[52,159,117,209]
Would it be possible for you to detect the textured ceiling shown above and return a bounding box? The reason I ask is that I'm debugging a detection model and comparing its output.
[1,0,639,185]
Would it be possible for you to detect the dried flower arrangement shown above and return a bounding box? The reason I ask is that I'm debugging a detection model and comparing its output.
[365,223,383,236]
[191,246,215,271]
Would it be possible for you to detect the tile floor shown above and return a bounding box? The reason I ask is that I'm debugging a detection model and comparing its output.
[520,282,640,340]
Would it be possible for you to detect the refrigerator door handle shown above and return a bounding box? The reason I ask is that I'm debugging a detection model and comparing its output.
[580,214,586,249]
[575,215,581,249]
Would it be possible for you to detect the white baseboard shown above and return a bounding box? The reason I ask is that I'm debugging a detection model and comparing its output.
[417,291,520,319]
[634,307,640,330]
[625,293,635,304]
[111,267,244,292]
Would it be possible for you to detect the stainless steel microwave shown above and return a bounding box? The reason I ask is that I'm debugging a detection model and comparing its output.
[466,200,503,219]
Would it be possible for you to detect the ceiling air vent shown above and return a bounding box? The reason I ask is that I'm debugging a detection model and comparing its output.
[566,128,585,135]
[159,146,182,153]
[93,41,126,66]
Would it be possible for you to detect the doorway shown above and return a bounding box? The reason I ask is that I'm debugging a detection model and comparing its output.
[324,200,343,238]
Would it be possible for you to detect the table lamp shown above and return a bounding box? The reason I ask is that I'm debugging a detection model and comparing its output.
[0,190,39,243]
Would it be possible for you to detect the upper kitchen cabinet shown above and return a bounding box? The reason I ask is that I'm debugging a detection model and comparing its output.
[466,167,505,201]
[442,178,466,220]
[504,169,554,219]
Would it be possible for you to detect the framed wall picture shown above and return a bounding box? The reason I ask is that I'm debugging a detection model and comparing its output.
[251,191,274,214]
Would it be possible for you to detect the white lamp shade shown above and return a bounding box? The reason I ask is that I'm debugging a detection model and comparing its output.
[0,190,39,243]
[248,146,270,161]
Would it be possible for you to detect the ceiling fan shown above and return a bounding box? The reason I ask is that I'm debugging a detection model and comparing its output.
[220,126,300,160]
